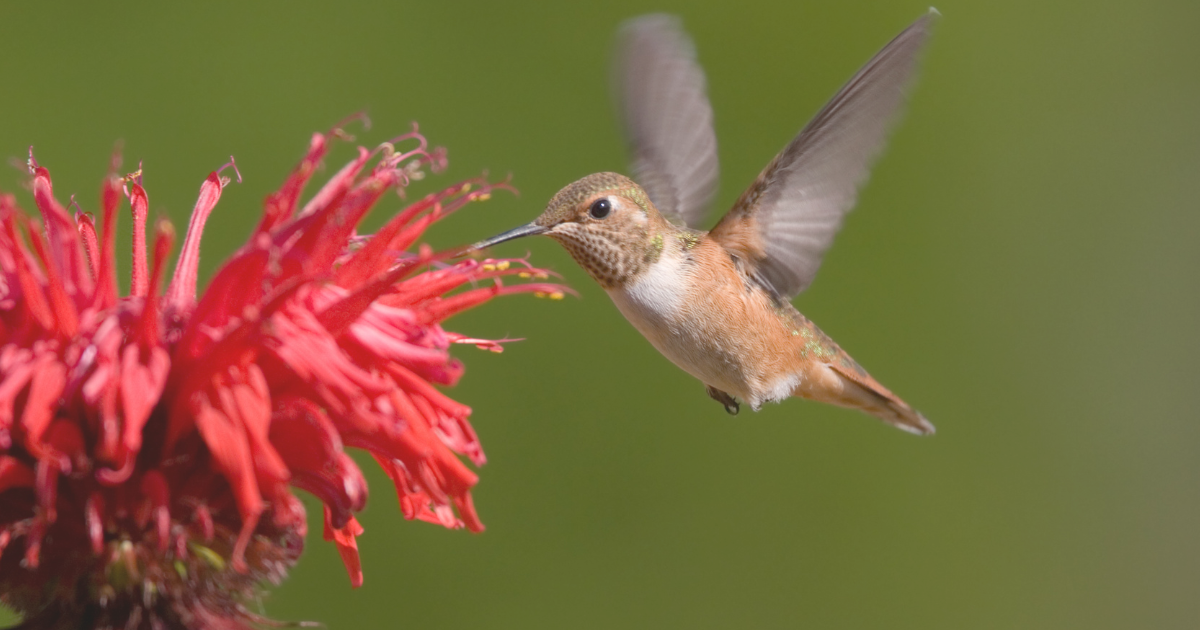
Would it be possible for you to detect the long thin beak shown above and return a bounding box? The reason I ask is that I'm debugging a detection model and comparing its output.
[468,222,549,251]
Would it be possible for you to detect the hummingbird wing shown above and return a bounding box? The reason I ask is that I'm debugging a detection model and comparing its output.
[709,12,935,299]
[614,14,720,228]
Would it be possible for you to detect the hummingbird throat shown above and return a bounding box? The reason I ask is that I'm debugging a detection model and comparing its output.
[549,222,665,289]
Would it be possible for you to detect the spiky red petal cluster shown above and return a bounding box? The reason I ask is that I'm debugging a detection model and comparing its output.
[0,125,564,628]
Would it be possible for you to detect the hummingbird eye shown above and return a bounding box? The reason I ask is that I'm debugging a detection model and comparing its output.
[588,198,612,219]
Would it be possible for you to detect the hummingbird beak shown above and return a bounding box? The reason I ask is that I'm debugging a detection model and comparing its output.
[468,222,549,251]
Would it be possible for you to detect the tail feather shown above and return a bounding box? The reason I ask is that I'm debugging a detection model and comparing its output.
[827,364,935,435]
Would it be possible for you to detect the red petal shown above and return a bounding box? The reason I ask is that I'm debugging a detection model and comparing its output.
[294,147,372,221]
[331,180,479,289]
[189,397,263,549]
[25,223,79,337]
[318,255,433,337]
[4,216,57,333]
[284,169,400,279]
[127,183,150,297]
[30,165,85,295]
[176,245,270,362]
[257,132,328,234]
[167,172,226,311]
[0,456,34,494]
[76,212,99,282]
[21,360,67,453]
[0,352,36,446]
[140,470,171,552]
[119,344,169,458]
[270,398,367,525]
[323,507,364,588]
[93,175,122,308]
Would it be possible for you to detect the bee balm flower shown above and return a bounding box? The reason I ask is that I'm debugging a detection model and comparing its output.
[0,125,564,629]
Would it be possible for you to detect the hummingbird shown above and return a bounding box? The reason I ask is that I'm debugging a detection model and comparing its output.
[472,11,937,434]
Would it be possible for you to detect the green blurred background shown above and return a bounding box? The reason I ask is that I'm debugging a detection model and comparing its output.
[1,0,1198,627]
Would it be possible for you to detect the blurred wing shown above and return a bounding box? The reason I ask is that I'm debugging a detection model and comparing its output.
[615,14,719,228]
[710,12,935,298]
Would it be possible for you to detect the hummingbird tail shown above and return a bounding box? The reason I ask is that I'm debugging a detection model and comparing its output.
[825,364,935,435]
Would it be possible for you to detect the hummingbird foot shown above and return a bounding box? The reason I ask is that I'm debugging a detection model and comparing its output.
[705,385,740,416]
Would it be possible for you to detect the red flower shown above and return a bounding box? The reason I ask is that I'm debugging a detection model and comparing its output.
[0,123,565,629]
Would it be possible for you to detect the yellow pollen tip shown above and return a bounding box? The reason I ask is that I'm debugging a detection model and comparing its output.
[534,291,547,298]
[188,542,226,571]
[461,183,472,193]
[496,261,510,270]
[518,272,531,279]
[534,272,549,279]
[481,264,496,272]
[475,193,491,201]
[549,292,564,300]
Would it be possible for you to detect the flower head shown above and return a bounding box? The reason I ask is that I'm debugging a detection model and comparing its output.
[0,123,564,628]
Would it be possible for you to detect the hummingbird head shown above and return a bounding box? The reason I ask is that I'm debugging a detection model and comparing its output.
[472,172,669,288]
